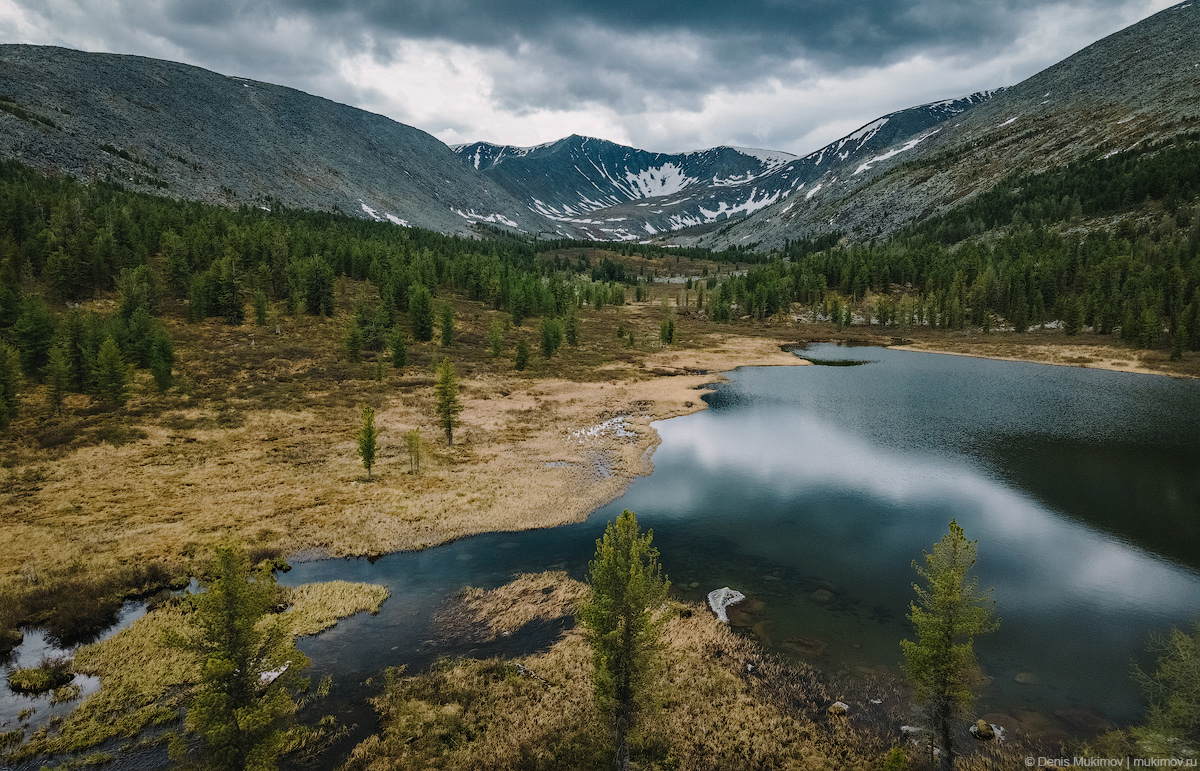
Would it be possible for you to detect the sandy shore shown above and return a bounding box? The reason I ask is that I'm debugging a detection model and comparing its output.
[890,340,1195,378]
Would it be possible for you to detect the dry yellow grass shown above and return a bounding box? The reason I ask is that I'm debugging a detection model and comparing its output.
[286,580,390,636]
[440,571,588,640]
[0,292,804,594]
[891,336,1199,378]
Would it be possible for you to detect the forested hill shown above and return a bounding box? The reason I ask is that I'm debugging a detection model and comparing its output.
[0,45,544,236]
[706,0,1200,249]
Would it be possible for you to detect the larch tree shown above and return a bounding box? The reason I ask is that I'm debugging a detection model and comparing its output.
[94,335,130,408]
[165,545,307,771]
[433,359,463,445]
[357,405,378,479]
[577,509,669,771]
[0,341,22,429]
[901,519,998,771]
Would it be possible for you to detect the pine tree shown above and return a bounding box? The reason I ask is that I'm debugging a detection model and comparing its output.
[357,405,378,479]
[434,359,463,445]
[901,520,998,771]
[253,289,269,326]
[409,284,434,342]
[149,329,175,393]
[93,335,130,408]
[406,428,420,475]
[45,342,71,415]
[165,545,307,771]
[488,320,504,358]
[439,303,454,347]
[345,320,363,363]
[0,341,22,429]
[564,308,579,347]
[1171,325,1188,361]
[540,316,563,358]
[577,510,669,771]
[391,326,407,368]
[514,337,529,371]
[12,297,56,378]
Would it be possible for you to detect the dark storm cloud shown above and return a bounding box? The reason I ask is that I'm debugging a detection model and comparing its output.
[0,0,1175,152]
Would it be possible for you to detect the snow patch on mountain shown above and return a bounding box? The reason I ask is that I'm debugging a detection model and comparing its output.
[623,163,696,198]
[852,129,942,175]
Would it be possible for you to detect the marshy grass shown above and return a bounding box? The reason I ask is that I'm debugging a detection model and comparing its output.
[2,580,388,764]
[349,571,1035,771]
[7,656,74,694]
[440,571,588,641]
[284,580,390,636]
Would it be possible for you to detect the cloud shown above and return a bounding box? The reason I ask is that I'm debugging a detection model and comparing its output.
[0,0,1183,154]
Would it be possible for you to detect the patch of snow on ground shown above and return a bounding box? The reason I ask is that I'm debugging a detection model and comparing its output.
[624,163,696,198]
[569,416,635,443]
[452,209,520,228]
[385,213,409,227]
[846,117,888,143]
[853,130,941,175]
[360,203,383,221]
[727,146,798,170]
[698,187,782,221]
[997,116,1019,128]
[806,183,823,200]
[1117,115,1136,124]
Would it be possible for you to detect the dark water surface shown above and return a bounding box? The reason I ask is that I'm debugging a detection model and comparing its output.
[276,344,1200,757]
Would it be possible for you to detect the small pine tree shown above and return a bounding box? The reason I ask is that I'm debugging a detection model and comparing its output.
[577,510,669,771]
[565,308,580,347]
[391,326,407,368]
[514,338,530,371]
[434,359,463,445]
[345,320,363,363]
[540,317,563,358]
[374,357,384,383]
[94,335,130,408]
[439,304,455,347]
[45,342,71,415]
[488,320,504,358]
[406,428,421,475]
[409,284,434,342]
[901,520,998,771]
[1171,325,1188,361]
[253,289,269,326]
[148,329,175,393]
[357,405,378,479]
[0,341,22,429]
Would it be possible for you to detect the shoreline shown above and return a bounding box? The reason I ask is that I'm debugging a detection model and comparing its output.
[888,340,1197,379]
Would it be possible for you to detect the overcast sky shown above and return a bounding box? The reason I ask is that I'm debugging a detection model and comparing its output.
[0,0,1179,155]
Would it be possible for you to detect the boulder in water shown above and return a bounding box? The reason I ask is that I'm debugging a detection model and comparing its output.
[707,587,746,623]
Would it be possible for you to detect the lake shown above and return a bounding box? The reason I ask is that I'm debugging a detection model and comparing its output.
[278,343,1200,760]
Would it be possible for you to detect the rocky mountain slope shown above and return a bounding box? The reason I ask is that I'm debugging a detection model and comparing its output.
[701,0,1200,249]
[453,92,995,241]
[0,45,542,235]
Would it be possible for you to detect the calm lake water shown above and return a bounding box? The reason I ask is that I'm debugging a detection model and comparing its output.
[277,343,1200,761]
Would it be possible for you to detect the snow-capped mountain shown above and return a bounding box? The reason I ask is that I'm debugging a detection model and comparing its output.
[453,93,996,240]
[703,0,1200,248]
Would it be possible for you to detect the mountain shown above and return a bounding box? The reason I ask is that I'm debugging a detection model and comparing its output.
[701,0,1200,249]
[0,45,542,234]
[452,92,996,241]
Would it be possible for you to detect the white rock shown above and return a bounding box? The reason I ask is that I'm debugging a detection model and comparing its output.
[707,587,746,623]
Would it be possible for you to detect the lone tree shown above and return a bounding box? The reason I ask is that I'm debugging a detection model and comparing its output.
[514,337,530,371]
[487,320,503,358]
[357,405,378,479]
[434,359,463,445]
[901,519,998,771]
[577,509,669,771]
[166,545,307,771]
[405,428,421,475]
[391,326,407,368]
[94,335,130,408]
